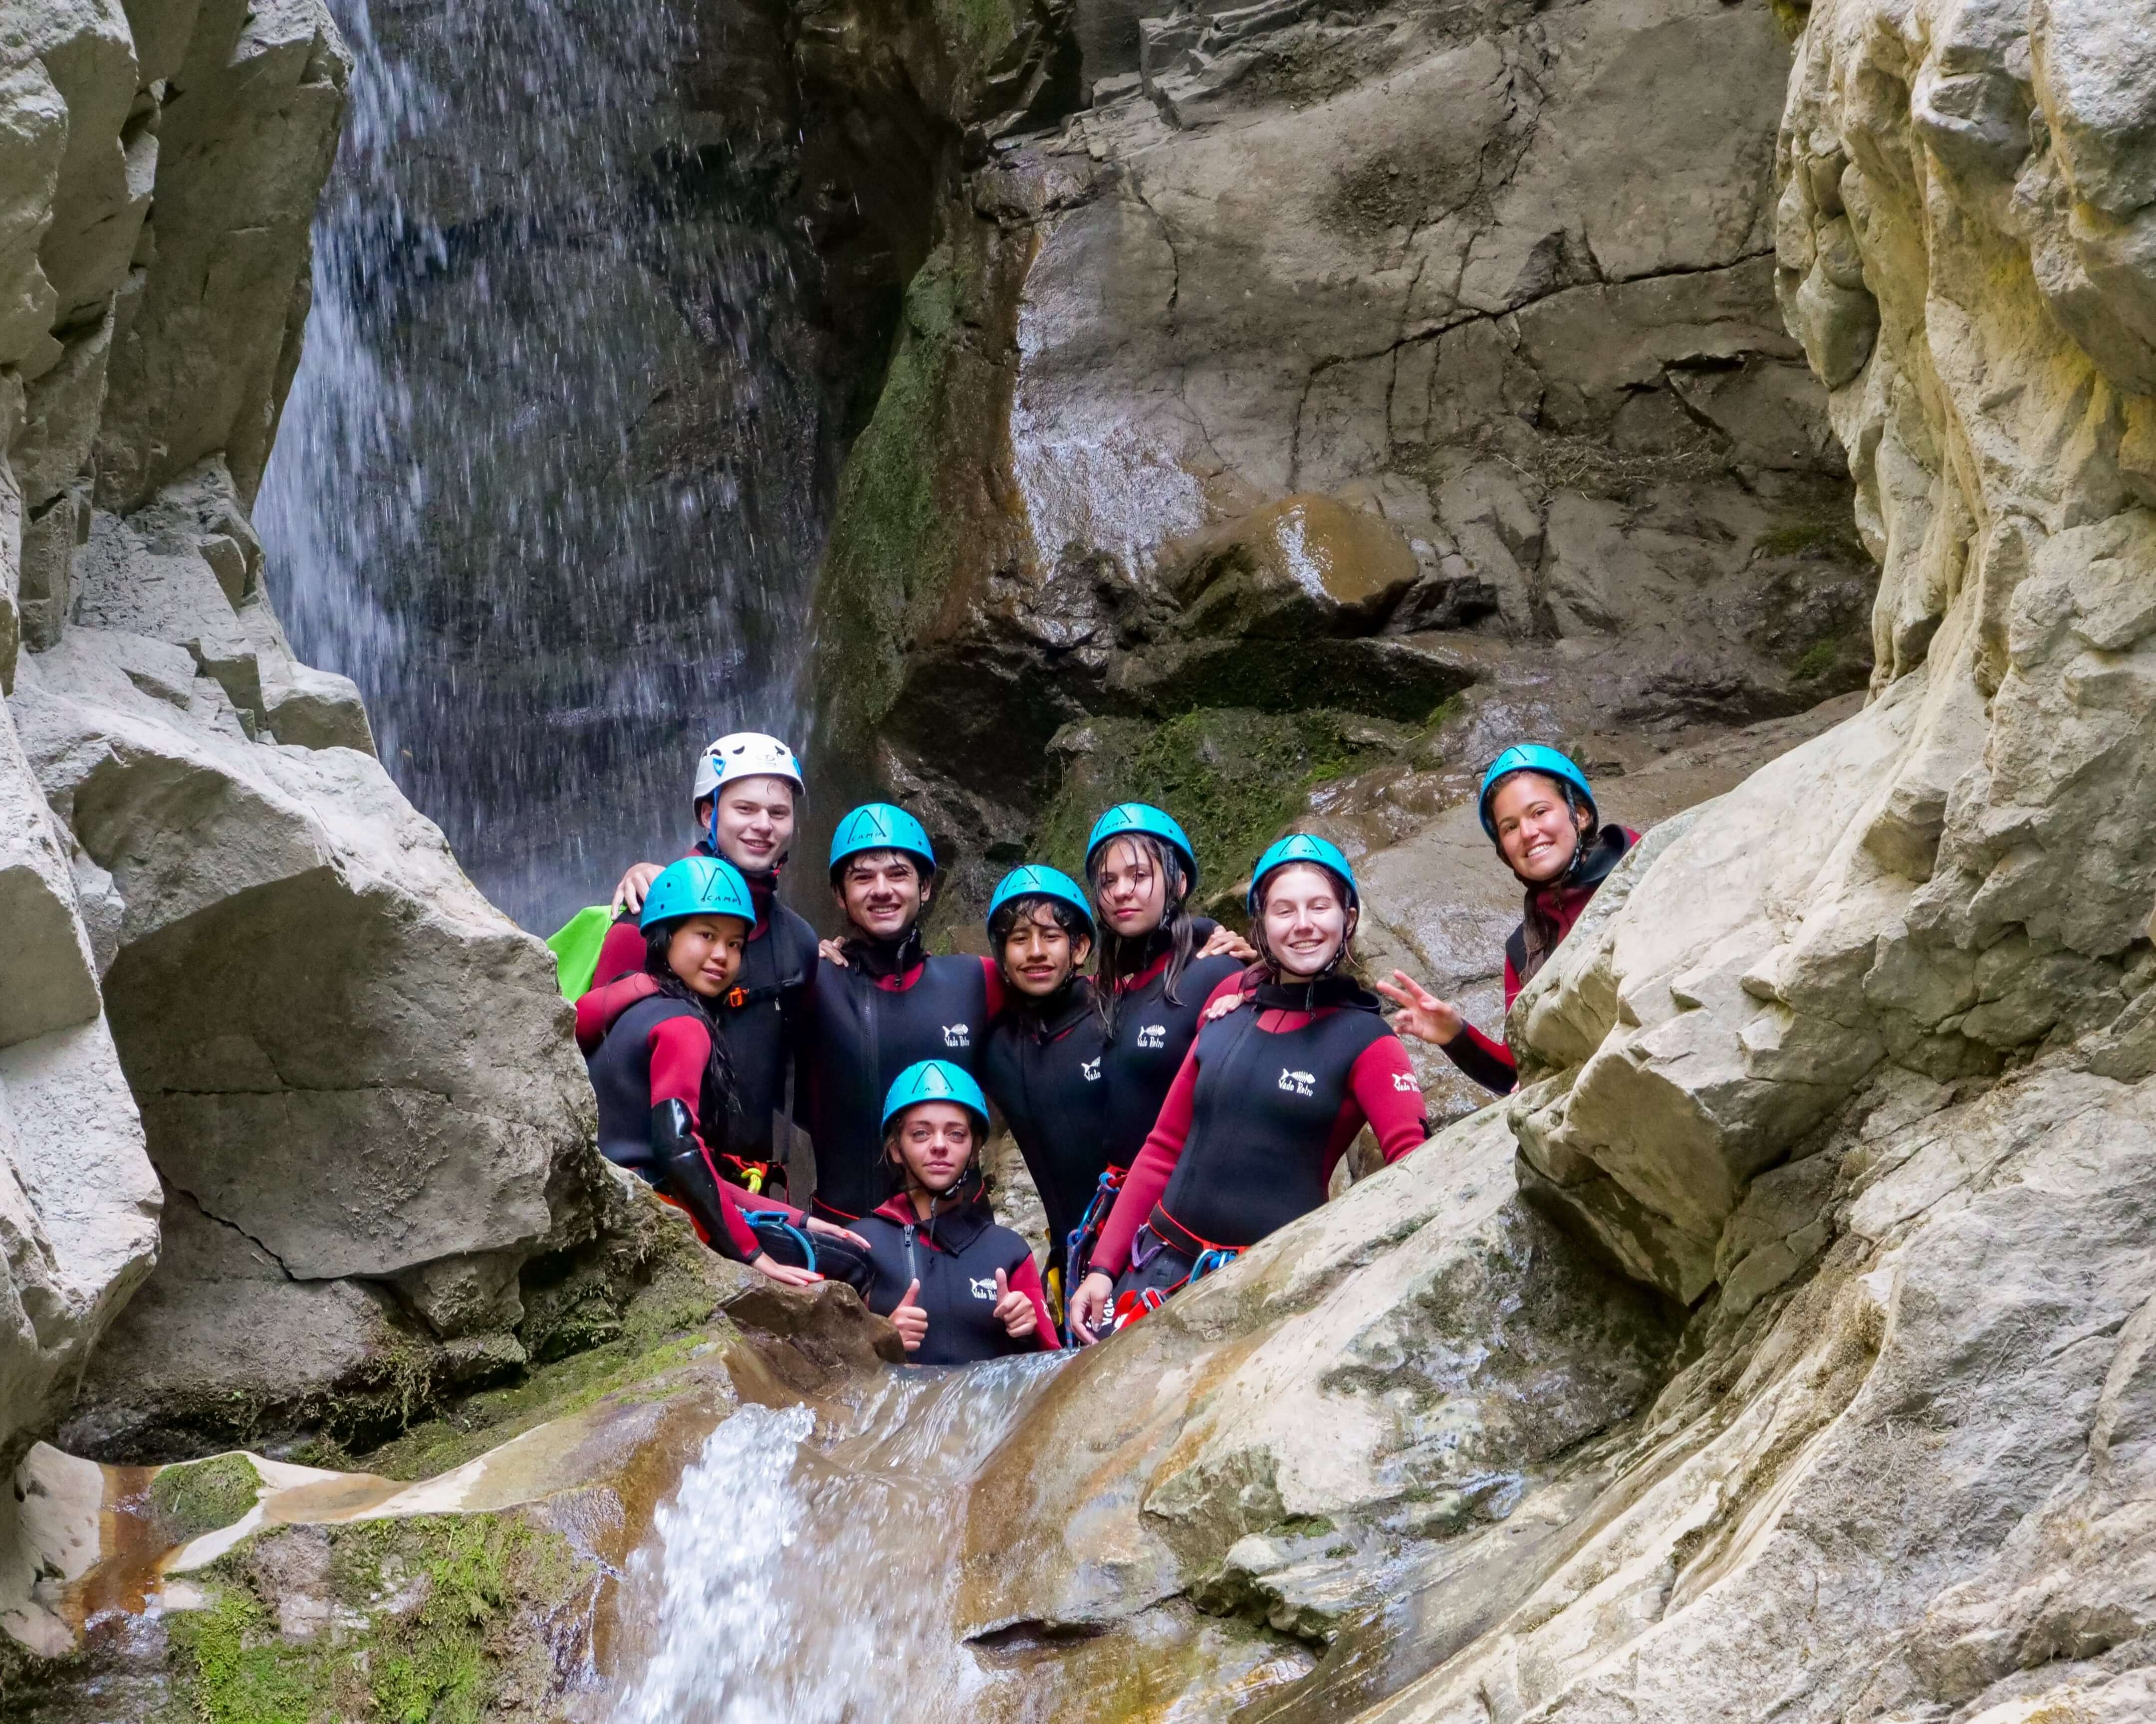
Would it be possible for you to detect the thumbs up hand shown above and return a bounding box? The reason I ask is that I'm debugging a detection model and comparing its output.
[993,1265,1037,1340]
[891,1278,927,1353]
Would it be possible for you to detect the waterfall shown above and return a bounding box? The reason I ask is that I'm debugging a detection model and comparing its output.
[611,1357,1067,1720]
[258,0,839,930]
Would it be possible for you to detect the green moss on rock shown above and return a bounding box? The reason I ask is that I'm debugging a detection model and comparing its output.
[162,1514,590,1724]
[1038,707,1408,907]
[149,1454,263,1541]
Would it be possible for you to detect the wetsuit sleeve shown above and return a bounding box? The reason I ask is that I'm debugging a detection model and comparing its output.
[1440,1023,1517,1095]
[1350,1035,1430,1162]
[574,972,658,1055]
[588,916,647,992]
[979,955,1007,1022]
[1089,1043,1198,1278]
[1006,1252,1062,1351]
[647,1017,762,1259]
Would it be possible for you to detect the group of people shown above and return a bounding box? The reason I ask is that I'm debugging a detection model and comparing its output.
[571,731,1632,1363]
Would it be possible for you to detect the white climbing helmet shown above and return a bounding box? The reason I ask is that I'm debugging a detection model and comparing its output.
[692,732,806,804]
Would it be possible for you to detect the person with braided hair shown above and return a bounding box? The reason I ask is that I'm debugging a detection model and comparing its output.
[1374,745,1637,1095]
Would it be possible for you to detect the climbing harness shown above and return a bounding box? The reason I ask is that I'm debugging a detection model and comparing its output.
[1062,1164,1127,1342]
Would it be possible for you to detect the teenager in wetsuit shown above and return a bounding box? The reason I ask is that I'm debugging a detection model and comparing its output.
[801,804,1006,1226]
[1067,835,1429,1341]
[976,865,1109,1327]
[579,858,870,1287]
[853,1061,1060,1365]
[1375,746,1637,1095]
[1067,805,1253,1276]
[586,733,821,1196]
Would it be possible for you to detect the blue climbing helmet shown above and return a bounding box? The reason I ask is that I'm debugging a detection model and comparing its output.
[986,864,1096,938]
[828,802,937,881]
[1085,802,1198,888]
[640,856,756,930]
[1247,834,1360,915]
[881,1059,991,1134]
[1477,745,1596,841]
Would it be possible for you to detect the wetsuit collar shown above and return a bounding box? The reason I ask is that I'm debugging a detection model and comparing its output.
[1528,824,1630,913]
[1011,975,1095,1039]
[1105,916,1217,995]
[843,923,925,980]
[871,1188,995,1250]
[1249,974,1381,1014]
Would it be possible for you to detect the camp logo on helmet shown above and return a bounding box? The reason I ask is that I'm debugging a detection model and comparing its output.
[1081,1057,1102,1081]
[1278,1068,1316,1097]
[1137,1023,1167,1049]
[943,1023,971,1048]
[969,1276,997,1300]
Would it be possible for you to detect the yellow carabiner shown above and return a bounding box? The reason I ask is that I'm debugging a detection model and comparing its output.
[744,1166,765,1195]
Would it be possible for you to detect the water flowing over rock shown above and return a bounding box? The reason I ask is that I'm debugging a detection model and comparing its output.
[254,0,896,928]
[0,0,616,1487]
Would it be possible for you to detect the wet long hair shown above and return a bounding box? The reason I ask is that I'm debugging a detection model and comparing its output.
[1249,863,1362,984]
[1492,771,1598,981]
[1087,832,1202,1037]
[987,894,1094,1021]
[642,921,737,1131]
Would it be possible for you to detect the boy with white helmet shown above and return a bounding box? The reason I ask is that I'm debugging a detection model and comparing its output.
[582,732,821,1195]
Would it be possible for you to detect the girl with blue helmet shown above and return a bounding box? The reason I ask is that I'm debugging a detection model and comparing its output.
[977,866,1111,1332]
[1374,745,1636,1095]
[578,859,871,1288]
[801,804,1007,1225]
[583,732,821,1197]
[850,1061,1060,1364]
[1082,805,1254,1186]
[1067,835,1428,1342]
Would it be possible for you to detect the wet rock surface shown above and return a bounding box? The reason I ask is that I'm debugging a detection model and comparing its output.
[0,0,638,1494]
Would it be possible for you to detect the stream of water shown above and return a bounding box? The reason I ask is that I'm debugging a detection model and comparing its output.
[258,0,837,930]
[608,1356,1068,1722]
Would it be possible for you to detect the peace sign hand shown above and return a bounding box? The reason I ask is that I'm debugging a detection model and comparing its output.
[1372,969,1465,1046]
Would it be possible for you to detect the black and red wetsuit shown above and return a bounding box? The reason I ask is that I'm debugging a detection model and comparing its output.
[1089,973,1429,1295]
[587,850,821,1178]
[1098,920,1246,1175]
[980,979,1111,1281]
[579,980,811,1263]
[1440,825,1637,1095]
[855,1193,1060,1365]
[802,930,1005,1223]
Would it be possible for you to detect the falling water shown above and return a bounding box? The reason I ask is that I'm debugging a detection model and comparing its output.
[610,1356,1068,1721]
[258,0,842,928]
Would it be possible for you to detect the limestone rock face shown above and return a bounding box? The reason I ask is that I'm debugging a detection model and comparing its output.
[0,0,609,1472]
[803,0,1877,876]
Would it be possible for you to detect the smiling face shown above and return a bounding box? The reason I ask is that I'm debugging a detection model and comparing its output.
[999,902,1092,998]
[665,913,750,998]
[1489,773,1593,884]
[701,776,796,873]
[1258,862,1354,980]
[887,1101,977,1195]
[836,851,928,939]
[1091,837,1171,940]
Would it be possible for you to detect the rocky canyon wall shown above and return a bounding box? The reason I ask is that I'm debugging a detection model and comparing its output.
[0,0,610,1482]
[799,0,1881,922]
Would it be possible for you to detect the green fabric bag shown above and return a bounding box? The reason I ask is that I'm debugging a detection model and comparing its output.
[547,905,616,1000]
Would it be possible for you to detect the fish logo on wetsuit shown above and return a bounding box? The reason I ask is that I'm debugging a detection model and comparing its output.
[1137,1024,1167,1048]
[969,1276,997,1299]
[1278,1069,1316,1097]
[1081,1056,1103,1081]
[1393,1069,1419,1091]
[943,1023,971,1048]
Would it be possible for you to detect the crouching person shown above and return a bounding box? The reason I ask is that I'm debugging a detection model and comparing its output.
[856,1061,1060,1365]
[580,857,870,1289]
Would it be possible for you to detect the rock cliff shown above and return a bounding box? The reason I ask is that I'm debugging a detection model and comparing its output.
[799,0,1881,913]
[0,0,610,1483]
